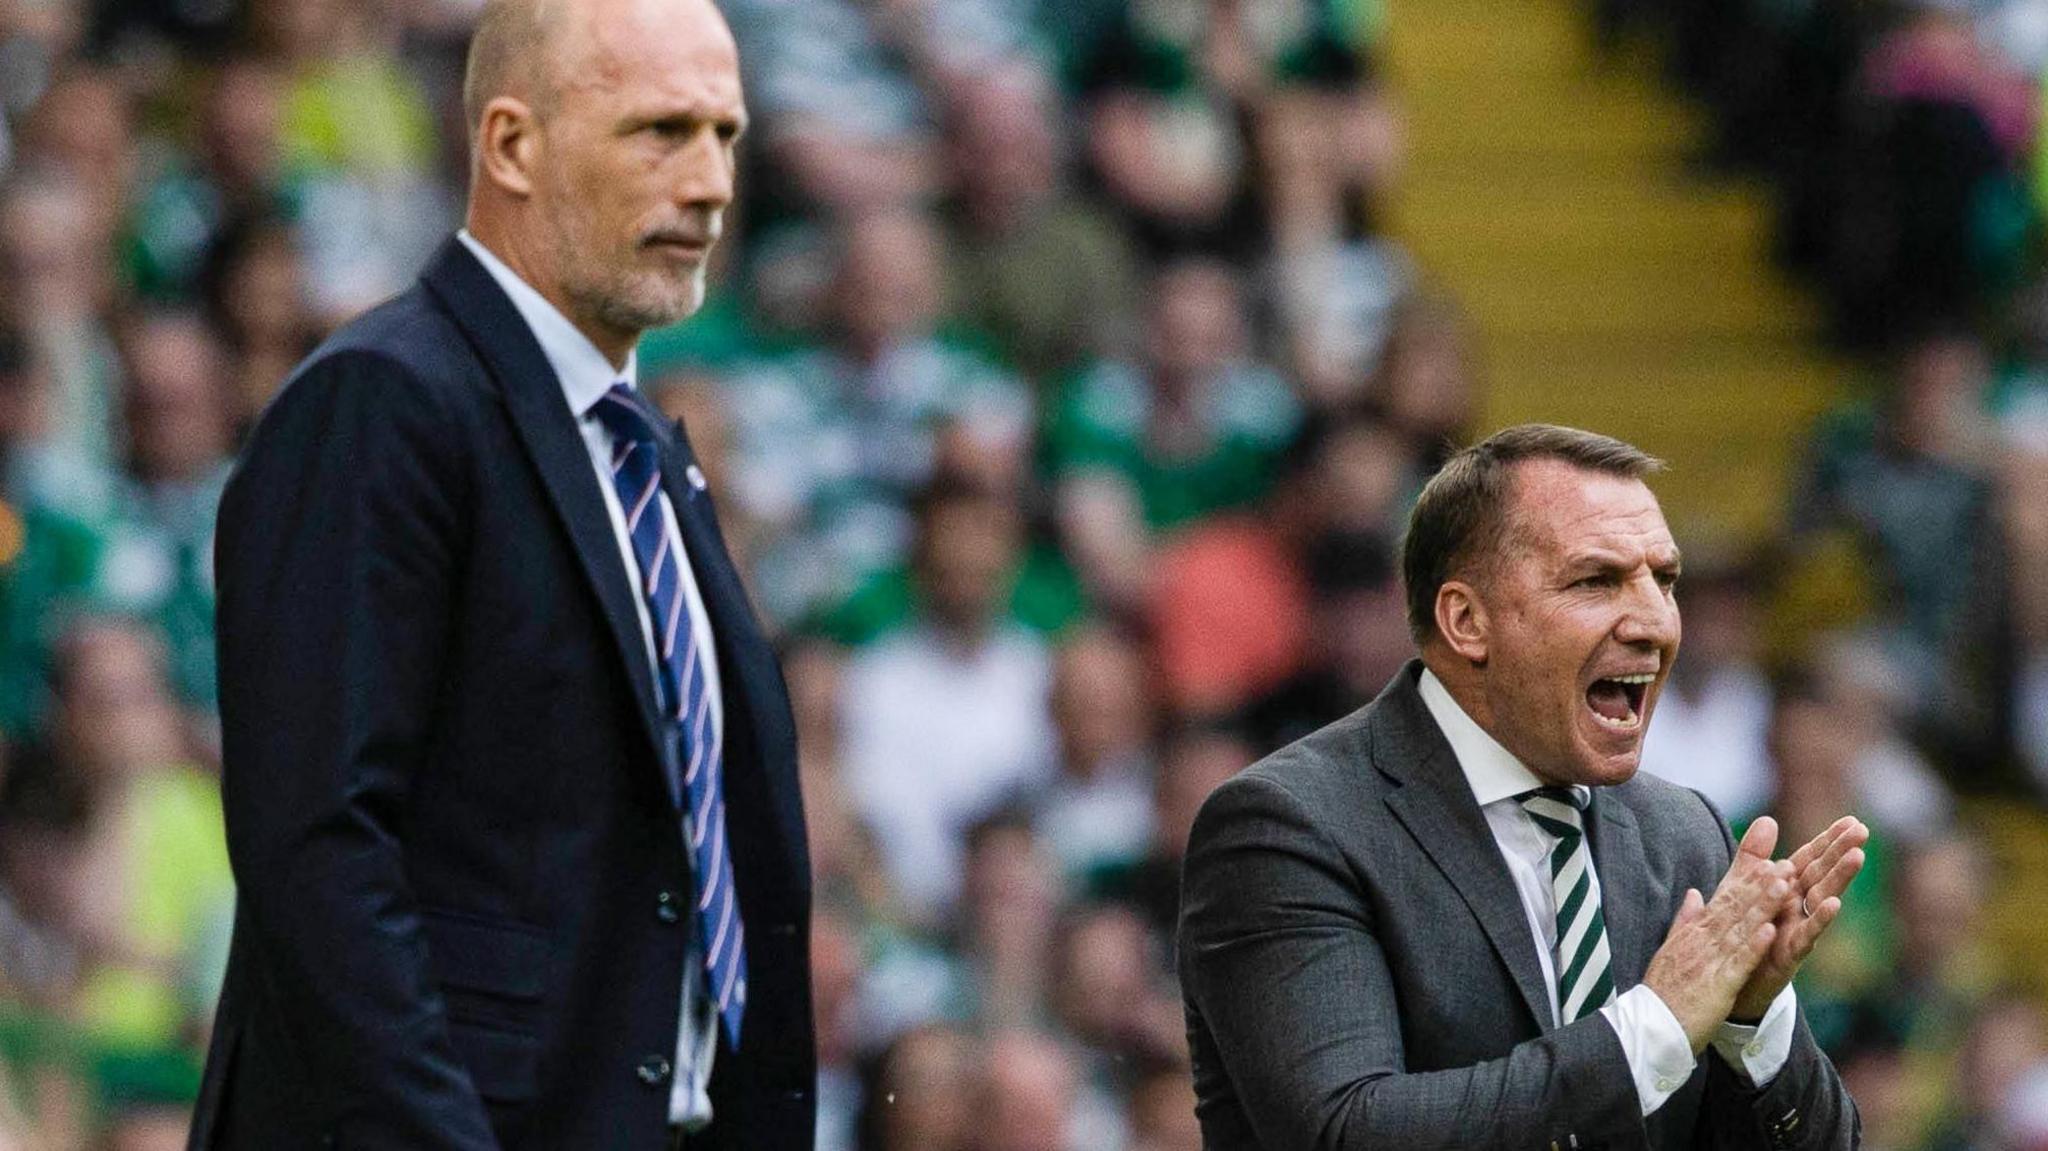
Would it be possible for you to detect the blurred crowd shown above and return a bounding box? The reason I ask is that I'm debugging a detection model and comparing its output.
[0,0,2045,1148]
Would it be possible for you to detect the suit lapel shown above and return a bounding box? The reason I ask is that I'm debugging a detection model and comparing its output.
[419,240,669,768]
[1586,791,1657,993]
[1375,667,1555,1035]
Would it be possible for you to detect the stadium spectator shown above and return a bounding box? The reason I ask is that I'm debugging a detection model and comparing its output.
[26,616,231,1051]
[1237,525,1410,751]
[14,66,134,246]
[1045,257,1300,612]
[720,0,1041,219]
[1792,329,2006,754]
[1227,416,1417,747]
[1760,673,1900,1010]
[1033,624,1158,882]
[840,479,1056,921]
[1070,0,1384,261]
[1149,412,1415,718]
[198,211,319,429]
[0,168,122,485]
[1925,994,2048,1151]
[1089,725,1253,943]
[1638,551,1780,821]
[721,208,1031,625]
[973,1029,1111,1151]
[945,810,1066,1037]
[944,66,1141,384]
[855,1024,978,1151]
[98,312,233,717]
[783,638,900,929]
[1369,290,1481,467]
[813,906,866,1151]
[1810,632,1957,839]
[126,57,295,307]
[0,328,103,736]
[1048,902,1182,1068]
[1882,837,2000,1042]
[257,0,455,324]
[1831,1006,1921,1151]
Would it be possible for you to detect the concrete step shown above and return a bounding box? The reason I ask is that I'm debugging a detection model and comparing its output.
[1446,285,1813,341]
[1387,0,1848,543]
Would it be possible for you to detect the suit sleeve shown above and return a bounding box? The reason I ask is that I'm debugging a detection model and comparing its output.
[214,352,499,1149]
[1179,773,1647,1151]
[1688,792,1861,1151]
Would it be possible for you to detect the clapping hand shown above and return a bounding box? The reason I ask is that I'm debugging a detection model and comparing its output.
[1643,818,1796,1053]
[1728,815,1868,1022]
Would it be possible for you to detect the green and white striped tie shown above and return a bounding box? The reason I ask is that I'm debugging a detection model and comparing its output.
[1519,787,1614,1023]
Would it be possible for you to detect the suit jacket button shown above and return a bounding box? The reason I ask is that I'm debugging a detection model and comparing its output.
[656,891,682,924]
[637,1055,673,1086]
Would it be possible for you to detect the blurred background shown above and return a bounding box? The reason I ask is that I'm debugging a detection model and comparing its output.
[0,0,2046,1147]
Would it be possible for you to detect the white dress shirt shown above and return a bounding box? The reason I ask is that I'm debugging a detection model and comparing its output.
[458,231,722,1128]
[1416,669,1796,1115]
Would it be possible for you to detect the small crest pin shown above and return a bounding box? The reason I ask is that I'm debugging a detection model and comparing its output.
[685,464,708,491]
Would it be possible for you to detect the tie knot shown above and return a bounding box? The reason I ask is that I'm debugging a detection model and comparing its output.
[1517,786,1588,830]
[590,382,659,448]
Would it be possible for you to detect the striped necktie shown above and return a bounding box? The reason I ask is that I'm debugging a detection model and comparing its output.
[1518,786,1613,1024]
[590,383,747,1047]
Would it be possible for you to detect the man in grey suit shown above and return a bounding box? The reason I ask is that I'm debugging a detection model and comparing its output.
[1180,425,1865,1149]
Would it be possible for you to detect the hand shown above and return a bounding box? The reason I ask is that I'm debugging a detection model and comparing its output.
[1728,815,1869,1022]
[1642,818,1796,1053]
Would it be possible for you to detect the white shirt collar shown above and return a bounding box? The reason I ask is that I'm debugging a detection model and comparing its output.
[1417,667,1590,810]
[457,229,638,416]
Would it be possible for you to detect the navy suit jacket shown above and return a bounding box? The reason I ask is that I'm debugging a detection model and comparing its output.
[190,239,815,1150]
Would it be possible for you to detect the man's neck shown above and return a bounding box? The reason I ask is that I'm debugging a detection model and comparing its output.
[1417,653,1569,792]
[464,216,637,370]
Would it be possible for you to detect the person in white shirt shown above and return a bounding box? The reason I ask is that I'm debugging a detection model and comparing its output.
[840,476,1055,923]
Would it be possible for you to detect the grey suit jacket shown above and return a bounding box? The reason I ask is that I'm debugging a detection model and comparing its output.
[1179,661,1858,1150]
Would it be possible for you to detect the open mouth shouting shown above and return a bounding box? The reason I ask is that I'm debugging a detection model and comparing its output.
[1585,671,1656,731]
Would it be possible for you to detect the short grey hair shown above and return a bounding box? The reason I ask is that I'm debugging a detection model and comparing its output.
[1400,423,1665,642]
[462,0,561,146]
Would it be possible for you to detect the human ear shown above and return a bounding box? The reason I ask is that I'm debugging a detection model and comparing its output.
[1436,579,1489,665]
[478,97,540,198]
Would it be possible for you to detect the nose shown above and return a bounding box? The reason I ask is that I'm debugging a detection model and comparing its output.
[674,125,735,213]
[1614,573,1680,651]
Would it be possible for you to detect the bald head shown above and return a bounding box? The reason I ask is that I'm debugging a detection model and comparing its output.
[464,0,739,123]
[463,0,744,363]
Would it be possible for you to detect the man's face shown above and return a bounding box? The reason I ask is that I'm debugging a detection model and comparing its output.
[56,624,184,780]
[916,498,1016,633]
[834,212,941,354]
[1143,263,1243,389]
[122,316,232,483]
[532,0,745,341]
[1470,461,1681,787]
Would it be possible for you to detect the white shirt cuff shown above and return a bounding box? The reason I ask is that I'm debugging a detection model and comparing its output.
[1600,984,1698,1116]
[1710,985,1798,1087]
